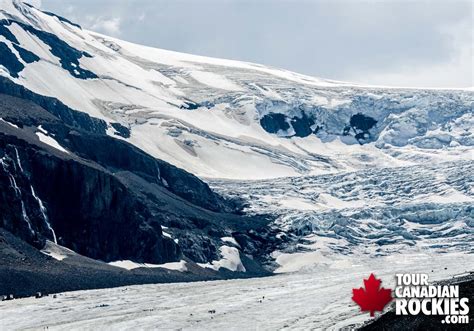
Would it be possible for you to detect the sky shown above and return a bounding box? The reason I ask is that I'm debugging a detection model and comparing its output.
[33,0,472,88]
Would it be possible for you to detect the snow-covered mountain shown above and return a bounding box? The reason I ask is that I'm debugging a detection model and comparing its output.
[1,1,473,327]
[0,0,472,299]
[1,0,472,180]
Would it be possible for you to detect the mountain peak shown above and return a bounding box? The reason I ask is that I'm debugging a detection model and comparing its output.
[1,0,81,32]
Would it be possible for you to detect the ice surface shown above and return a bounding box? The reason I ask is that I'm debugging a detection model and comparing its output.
[1,252,472,330]
[189,70,243,91]
[210,160,474,272]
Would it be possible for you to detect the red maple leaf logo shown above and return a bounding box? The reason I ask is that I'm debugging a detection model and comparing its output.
[352,273,393,317]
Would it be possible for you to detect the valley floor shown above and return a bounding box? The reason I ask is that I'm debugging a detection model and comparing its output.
[1,251,472,330]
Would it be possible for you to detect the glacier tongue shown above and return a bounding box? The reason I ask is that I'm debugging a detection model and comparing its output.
[2,252,472,330]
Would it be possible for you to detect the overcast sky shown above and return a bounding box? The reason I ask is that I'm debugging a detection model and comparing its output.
[35,0,472,88]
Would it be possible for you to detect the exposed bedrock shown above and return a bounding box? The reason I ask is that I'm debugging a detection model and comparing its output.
[0,87,270,268]
[260,109,377,143]
[0,134,180,263]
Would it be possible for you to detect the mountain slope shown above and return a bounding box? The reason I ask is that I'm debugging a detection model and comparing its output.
[0,67,272,293]
[0,0,471,179]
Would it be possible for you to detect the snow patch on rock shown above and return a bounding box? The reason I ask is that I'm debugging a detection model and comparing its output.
[35,131,69,154]
[198,245,246,272]
[109,260,188,272]
[41,240,77,261]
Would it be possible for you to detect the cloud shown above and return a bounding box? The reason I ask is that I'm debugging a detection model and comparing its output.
[89,17,121,36]
[344,18,473,88]
[137,13,146,22]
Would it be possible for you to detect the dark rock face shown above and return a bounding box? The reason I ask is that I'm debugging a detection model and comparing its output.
[62,129,231,213]
[0,133,180,263]
[110,122,130,138]
[260,113,290,134]
[180,101,201,110]
[260,109,377,142]
[0,145,43,248]
[0,86,269,269]
[0,24,18,43]
[0,77,107,134]
[348,113,377,143]
[156,160,234,213]
[29,152,176,263]
[0,228,269,299]
[290,112,316,137]
[260,112,318,138]
[12,44,40,64]
[0,42,24,78]
[350,113,377,132]
[0,19,97,79]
